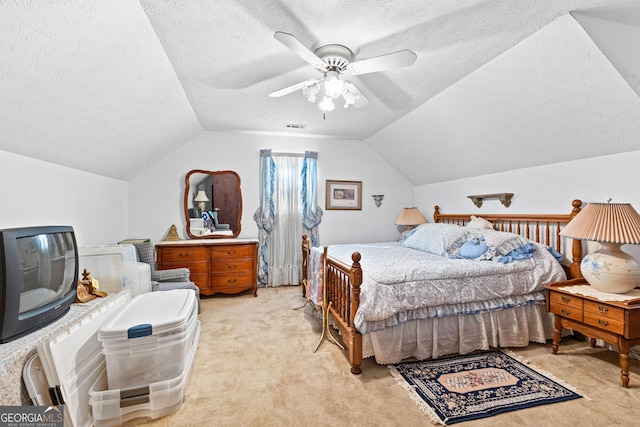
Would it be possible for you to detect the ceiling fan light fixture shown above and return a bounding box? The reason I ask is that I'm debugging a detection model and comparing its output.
[272,32,408,112]
[323,70,344,99]
[302,83,320,102]
[342,89,357,108]
[318,96,335,112]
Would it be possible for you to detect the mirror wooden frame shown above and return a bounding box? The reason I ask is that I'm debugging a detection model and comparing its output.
[184,169,242,239]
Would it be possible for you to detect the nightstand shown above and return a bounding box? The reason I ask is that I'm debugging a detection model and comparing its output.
[544,278,640,387]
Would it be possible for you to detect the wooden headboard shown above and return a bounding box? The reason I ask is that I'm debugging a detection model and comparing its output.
[433,199,584,279]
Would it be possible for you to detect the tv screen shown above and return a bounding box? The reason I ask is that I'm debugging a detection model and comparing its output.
[0,226,78,343]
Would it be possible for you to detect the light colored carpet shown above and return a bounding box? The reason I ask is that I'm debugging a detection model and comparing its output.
[126,285,640,427]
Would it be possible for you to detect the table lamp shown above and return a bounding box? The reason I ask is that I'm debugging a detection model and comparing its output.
[193,190,209,212]
[560,201,640,294]
[395,207,427,232]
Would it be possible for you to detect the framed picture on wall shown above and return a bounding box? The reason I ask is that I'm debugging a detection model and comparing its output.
[325,180,362,210]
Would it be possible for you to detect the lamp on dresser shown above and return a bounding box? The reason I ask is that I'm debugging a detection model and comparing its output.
[560,201,640,294]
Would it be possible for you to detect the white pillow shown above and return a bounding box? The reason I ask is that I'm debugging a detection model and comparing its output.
[467,215,494,230]
[401,223,471,257]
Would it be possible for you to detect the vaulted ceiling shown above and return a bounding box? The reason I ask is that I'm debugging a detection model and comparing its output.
[1,1,639,182]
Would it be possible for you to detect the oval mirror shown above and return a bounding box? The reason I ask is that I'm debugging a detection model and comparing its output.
[184,169,242,239]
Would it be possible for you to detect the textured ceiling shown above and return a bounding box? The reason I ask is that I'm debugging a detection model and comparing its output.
[0,0,639,181]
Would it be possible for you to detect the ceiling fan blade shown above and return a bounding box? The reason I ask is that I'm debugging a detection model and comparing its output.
[274,32,325,70]
[343,82,369,108]
[269,79,320,98]
[346,50,417,76]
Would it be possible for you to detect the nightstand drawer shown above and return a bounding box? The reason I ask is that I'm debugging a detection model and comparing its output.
[584,312,624,334]
[584,300,625,322]
[549,292,582,310]
[549,302,582,321]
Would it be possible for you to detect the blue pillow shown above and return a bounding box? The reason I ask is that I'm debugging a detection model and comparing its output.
[497,243,537,264]
[459,238,489,259]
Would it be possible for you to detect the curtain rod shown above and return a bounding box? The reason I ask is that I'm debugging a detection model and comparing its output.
[271,152,305,157]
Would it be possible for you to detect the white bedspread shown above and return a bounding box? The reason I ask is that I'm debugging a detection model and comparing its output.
[308,242,566,334]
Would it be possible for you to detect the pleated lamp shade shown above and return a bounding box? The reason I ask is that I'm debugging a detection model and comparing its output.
[560,203,640,244]
[560,202,640,294]
[395,207,427,230]
[193,190,209,202]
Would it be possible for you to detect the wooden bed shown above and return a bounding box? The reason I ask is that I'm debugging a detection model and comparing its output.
[301,199,584,374]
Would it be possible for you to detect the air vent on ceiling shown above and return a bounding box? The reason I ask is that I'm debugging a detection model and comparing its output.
[285,123,306,129]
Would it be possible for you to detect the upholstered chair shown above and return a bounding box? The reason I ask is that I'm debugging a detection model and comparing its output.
[211,211,230,230]
[130,241,200,312]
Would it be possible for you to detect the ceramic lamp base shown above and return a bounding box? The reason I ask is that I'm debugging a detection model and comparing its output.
[580,242,640,294]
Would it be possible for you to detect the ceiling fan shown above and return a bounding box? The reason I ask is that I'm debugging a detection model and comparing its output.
[269,32,417,111]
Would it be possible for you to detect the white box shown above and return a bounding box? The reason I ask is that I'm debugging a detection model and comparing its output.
[89,322,199,427]
[98,289,198,390]
[78,245,151,297]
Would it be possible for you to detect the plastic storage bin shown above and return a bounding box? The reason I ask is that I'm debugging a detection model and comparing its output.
[29,290,132,427]
[78,244,152,297]
[98,289,198,390]
[89,321,200,427]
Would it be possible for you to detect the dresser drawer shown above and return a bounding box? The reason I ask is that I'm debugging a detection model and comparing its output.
[210,258,254,272]
[210,244,255,260]
[160,260,209,275]
[549,292,582,310]
[158,246,208,262]
[210,272,254,288]
[549,301,582,322]
[583,311,624,334]
[189,272,210,289]
[584,300,625,322]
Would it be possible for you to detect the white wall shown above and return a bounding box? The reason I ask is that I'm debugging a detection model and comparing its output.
[0,150,128,246]
[127,131,415,245]
[414,150,640,259]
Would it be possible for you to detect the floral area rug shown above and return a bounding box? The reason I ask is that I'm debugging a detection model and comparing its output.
[389,350,582,425]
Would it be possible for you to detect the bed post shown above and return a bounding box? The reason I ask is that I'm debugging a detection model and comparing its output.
[301,235,310,297]
[349,252,363,375]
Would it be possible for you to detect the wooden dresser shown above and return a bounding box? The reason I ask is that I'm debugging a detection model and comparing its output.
[545,278,640,387]
[155,239,258,297]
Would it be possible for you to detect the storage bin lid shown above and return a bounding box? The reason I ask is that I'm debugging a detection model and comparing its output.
[98,289,196,341]
[37,290,131,427]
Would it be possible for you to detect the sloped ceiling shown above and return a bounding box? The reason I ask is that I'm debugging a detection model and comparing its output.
[0,0,639,181]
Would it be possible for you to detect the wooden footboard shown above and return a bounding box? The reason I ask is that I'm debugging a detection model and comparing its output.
[301,235,364,374]
[301,199,584,375]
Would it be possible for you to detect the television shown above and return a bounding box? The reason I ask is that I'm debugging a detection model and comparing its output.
[0,225,79,343]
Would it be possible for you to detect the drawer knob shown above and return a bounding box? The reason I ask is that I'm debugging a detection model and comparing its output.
[226,251,237,256]
[226,264,237,270]
[227,278,237,284]
[561,296,571,303]
[597,319,609,327]
[561,309,570,316]
[597,305,609,314]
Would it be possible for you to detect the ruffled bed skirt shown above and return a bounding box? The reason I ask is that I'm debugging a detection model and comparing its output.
[361,301,555,364]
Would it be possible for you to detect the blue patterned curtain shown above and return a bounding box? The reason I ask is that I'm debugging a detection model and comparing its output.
[253,149,275,287]
[301,151,323,246]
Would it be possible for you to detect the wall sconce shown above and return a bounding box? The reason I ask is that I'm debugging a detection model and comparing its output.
[372,195,384,207]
